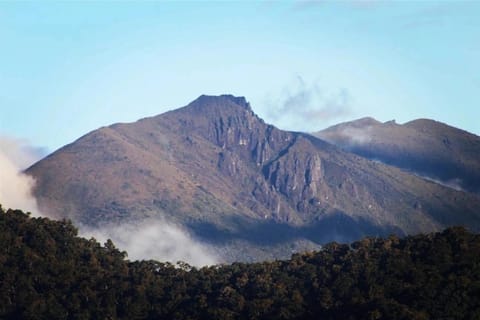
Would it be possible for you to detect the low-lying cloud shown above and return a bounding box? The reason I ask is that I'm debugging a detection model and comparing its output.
[0,136,48,170]
[82,219,219,267]
[415,174,465,193]
[0,136,47,215]
[319,126,374,146]
[265,76,352,131]
[339,127,372,144]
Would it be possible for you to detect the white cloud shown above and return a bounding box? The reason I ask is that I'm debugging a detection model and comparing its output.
[0,136,47,215]
[81,219,219,267]
[265,76,352,131]
[0,136,47,170]
[334,126,373,145]
[415,175,465,193]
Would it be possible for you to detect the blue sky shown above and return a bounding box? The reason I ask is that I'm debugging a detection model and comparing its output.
[1,1,479,154]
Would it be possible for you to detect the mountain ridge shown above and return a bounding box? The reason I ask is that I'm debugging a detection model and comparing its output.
[27,95,480,262]
[314,116,480,194]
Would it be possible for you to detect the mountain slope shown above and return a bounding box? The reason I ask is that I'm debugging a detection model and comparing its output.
[27,95,480,262]
[314,117,480,194]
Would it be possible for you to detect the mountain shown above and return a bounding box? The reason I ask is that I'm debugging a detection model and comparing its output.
[3,207,480,320]
[314,117,480,194]
[26,95,480,262]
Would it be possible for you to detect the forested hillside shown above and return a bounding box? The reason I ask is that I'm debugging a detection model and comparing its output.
[1,206,479,319]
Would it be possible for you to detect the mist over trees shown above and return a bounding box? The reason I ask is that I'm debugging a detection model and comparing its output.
[1,205,480,319]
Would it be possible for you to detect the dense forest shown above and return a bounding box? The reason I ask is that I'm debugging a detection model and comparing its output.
[1,205,479,319]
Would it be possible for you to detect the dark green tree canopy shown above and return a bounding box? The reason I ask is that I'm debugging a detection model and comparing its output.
[1,206,479,319]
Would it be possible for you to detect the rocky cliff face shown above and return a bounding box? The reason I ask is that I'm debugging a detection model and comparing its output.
[27,95,480,262]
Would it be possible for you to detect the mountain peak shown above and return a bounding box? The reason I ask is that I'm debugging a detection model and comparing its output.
[191,94,251,111]
[348,117,381,128]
